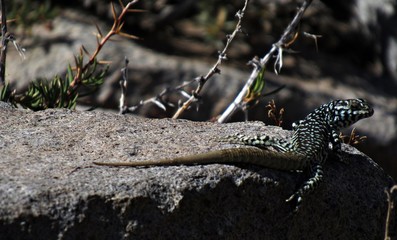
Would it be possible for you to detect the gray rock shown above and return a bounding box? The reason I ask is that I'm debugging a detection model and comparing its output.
[0,106,393,239]
[0,101,14,109]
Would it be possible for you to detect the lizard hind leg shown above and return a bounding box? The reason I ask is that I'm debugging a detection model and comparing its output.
[286,163,324,211]
[225,133,294,152]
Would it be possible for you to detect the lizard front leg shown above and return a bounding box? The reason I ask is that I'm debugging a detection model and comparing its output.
[329,129,349,164]
[292,120,304,130]
[286,163,324,211]
[330,129,342,153]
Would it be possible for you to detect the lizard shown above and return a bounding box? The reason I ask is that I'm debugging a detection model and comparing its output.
[93,98,374,209]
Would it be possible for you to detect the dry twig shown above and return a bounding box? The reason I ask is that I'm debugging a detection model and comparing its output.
[121,0,250,116]
[339,127,368,146]
[119,57,129,114]
[171,0,250,119]
[266,99,284,127]
[384,185,397,240]
[68,0,140,94]
[119,56,178,114]
[217,0,313,123]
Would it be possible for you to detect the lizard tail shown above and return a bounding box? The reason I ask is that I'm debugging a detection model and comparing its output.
[93,148,307,170]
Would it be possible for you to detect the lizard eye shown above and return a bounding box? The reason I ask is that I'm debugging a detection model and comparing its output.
[350,99,367,110]
[335,100,350,110]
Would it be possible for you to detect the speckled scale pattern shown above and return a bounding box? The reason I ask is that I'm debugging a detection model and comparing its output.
[227,98,374,209]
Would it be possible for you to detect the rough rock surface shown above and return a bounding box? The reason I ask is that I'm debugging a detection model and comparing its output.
[0,105,394,239]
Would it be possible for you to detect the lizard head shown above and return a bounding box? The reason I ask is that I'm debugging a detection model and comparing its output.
[329,98,374,128]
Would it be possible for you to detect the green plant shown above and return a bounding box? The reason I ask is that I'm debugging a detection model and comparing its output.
[18,57,107,110]
[3,0,140,110]
[0,81,13,102]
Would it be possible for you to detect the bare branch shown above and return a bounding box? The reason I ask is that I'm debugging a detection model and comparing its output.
[218,0,313,123]
[68,0,140,93]
[119,57,129,114]
[303,32,322,52]
[384,185,397,240]
[171,0,250,119]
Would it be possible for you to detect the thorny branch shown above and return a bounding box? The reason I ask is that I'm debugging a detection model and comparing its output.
[121,0,250,116]
[3,0,139,110]
[217,0,314,123]
[171,0,249,119]
[68,0,140,94]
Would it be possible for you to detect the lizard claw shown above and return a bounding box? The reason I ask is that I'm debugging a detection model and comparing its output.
[286,194,296,203]
[286,194,302,212]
